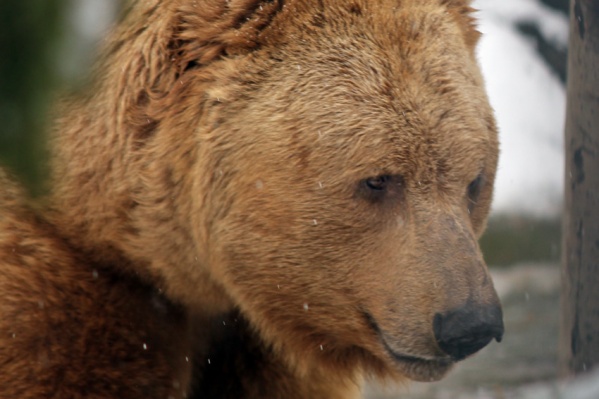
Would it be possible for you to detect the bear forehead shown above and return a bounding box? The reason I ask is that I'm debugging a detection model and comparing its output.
[261,0,479,54]
[226,0,495,180]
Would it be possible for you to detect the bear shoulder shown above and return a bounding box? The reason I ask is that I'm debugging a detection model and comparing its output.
[0,171,192,399]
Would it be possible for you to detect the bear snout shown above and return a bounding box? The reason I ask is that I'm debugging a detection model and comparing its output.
[432,302,504,361]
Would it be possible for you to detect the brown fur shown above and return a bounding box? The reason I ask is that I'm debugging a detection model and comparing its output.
[0,170,192,398]
[0,0,501,397]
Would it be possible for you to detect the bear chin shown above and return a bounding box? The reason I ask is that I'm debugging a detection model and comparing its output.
[389,352,454,382]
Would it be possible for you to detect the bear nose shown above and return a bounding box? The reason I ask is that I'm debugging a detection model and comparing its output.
[433,303,504,361]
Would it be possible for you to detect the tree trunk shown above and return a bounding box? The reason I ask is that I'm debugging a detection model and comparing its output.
[560,0,599,377]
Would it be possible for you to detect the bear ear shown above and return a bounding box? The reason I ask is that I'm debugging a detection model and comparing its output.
[104,0,285,145]
[439,0,481,48]
[171,0,285,73]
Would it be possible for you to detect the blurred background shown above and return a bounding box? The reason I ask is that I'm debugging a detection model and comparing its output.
[0,0,588,398]
[0,0,119,195]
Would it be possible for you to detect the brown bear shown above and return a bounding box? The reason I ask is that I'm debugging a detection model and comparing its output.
[0,0,503,398]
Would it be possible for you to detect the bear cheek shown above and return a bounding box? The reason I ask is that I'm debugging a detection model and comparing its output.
[209,193,379,347]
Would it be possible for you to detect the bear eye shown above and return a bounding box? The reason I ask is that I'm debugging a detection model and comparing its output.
[358,174,403,203]
[365,175,391,191]
[467,174,483,211]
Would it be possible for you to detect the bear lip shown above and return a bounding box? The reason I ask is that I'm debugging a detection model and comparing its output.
[390,352,454,382]
[383,343,455,382]
[361,310,454,381]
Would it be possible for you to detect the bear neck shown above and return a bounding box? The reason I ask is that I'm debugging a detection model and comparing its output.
[48,90,233,316]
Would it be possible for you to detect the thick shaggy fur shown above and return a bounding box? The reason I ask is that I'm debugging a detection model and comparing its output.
[0,0,501,397]
[0,171,192,398]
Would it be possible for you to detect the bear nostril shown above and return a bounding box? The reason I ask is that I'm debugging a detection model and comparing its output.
[494,327,504,343]
[433,304,504,361]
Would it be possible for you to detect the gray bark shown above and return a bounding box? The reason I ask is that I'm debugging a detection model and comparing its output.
[560,0,599,377]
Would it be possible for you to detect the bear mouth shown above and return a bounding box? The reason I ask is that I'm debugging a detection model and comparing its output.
[362,311,455,382]
[381,340,455,382]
